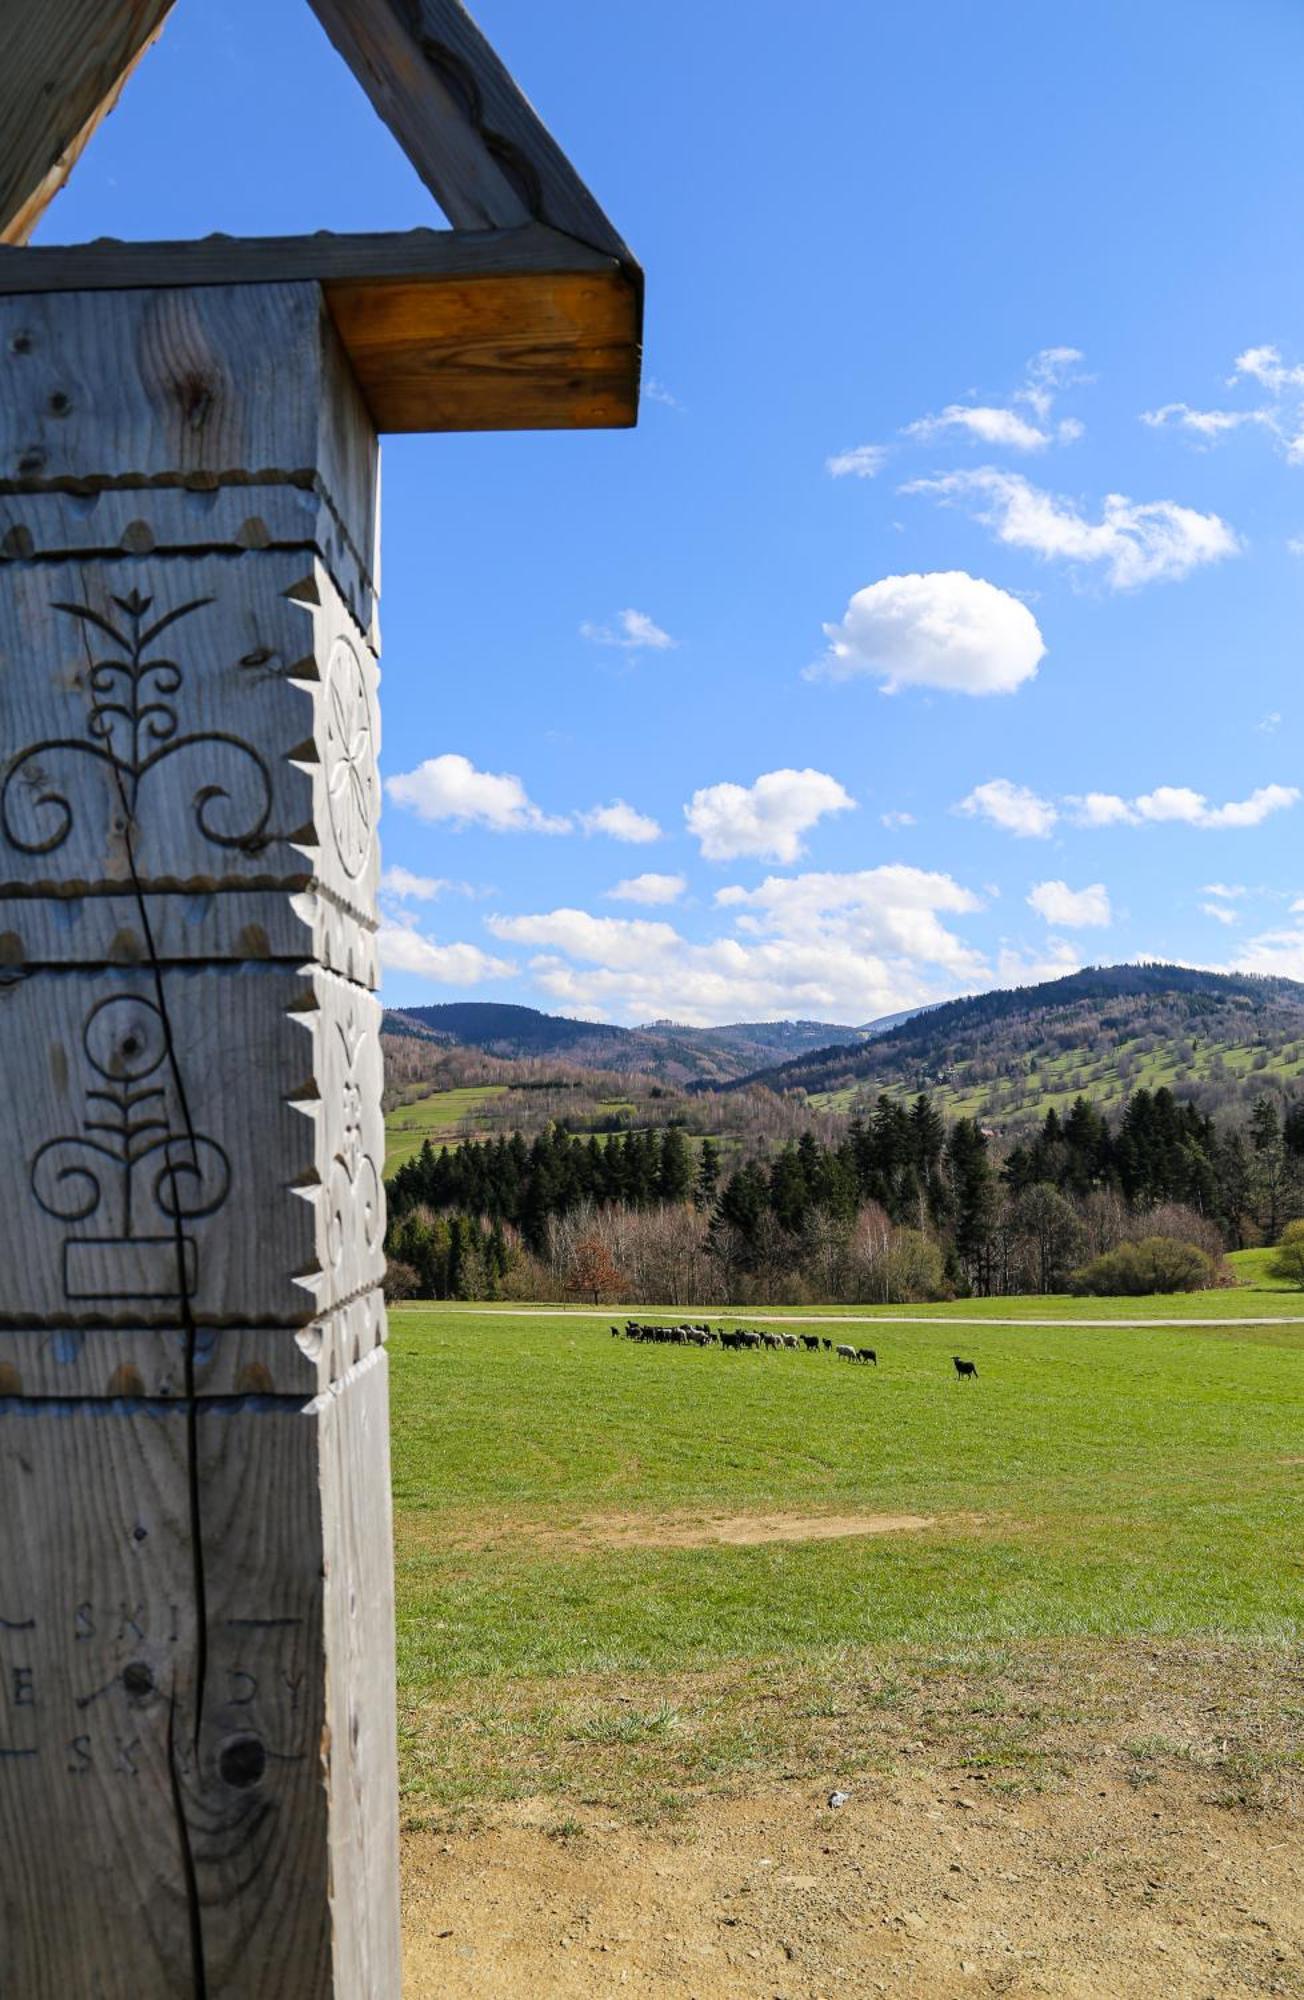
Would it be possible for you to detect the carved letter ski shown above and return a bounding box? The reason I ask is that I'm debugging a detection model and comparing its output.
[0,285,399,1995]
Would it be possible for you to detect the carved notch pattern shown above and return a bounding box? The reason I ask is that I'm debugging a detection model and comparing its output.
[30,993,230,1301]
[325,999,383,1279]
[0,588,274,857]
[322,632,376,882]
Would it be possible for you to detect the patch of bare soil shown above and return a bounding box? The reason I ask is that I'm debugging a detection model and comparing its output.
[450,1511,937,1552]
[401,1641,1303,1998]
[403,1768,1302,1998]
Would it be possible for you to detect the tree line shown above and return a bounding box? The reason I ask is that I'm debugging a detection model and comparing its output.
[383,1086,1304,1304]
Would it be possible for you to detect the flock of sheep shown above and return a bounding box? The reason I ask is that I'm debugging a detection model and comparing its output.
[614,1321,980,1377]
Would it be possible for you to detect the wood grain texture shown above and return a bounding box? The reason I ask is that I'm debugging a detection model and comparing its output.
[0,1368,399,1994]
[0,552,378,915]
[0,965,385,1328]
[0,232,641,432]
[0,1288,387,1401]
[317,1349,402,1992]
[0,0,177,245]
[304,0,631,260]
[0,477,377,640]
[0,276,398,1996]
[0,885,379,989]
[329,264,640,432]
[0,283,379,571]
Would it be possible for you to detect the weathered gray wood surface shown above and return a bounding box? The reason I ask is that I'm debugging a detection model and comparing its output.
[0,0,177,245]
[0,231,641,434]
[0,281,400,1996]
[305,0,630,258]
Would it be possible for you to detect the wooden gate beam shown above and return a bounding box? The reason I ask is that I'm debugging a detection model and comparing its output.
[0,0,177,246]
[0,224,642,432]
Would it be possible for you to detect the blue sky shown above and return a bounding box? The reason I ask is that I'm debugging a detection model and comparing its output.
[41,0,1304,1025]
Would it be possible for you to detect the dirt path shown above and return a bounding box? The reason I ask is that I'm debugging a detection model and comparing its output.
[399,1305,1304,1328]
[402,1768,1302,1998]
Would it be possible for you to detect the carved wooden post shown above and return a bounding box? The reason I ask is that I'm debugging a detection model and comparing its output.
[0,2,641,1991]
[0,282,398,1996]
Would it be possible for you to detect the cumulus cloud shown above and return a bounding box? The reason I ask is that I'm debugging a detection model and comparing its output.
[488,865,988,1024]
[605,872,686,905]
[1026,879,1112,928]
[377,916,515,986]
[380,865,449,901]
[808,570,1045,696]
[826,443,889,478]
[1203,882,1247,900]
[685,768,855,863]
[1232,345,1304,394]
[1230,924,1304,981]
[995,938,1083,986]
[386,753,570,834]
[580,799,663,843]
[1061,785,1298,830]
[1202,902,1240,926]
[958,779,1059,839]
[906,468,1240,588]
[881,810,916,829]
[580,607,676,650]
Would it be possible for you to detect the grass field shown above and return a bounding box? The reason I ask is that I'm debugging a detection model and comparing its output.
[389,1297,1303,1821]
[383,1085,509,1173]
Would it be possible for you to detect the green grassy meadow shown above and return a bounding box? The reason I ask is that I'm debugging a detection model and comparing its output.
[390,1297,1302,1812]
[383,1085,508,1173]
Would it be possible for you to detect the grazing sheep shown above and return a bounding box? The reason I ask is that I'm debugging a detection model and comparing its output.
[857,1348,877,1366]
[802,1335,821,1353]
[836,1344,857,1362]
[953,1356,978,1380]
[821,1339,832,1353]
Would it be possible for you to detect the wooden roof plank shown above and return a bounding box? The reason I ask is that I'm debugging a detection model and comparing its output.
[304,0,632,261]
[0,0,178,245]
[0,226,641,435]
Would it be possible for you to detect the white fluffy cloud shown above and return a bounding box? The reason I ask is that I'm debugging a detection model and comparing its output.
[380,865,449,901]
[488,865,988,1024]
[809,570,1045,696]
[1026,879,1112,928]
[1202,902,1240,926]
[580,608,676,650]
[906,468,1240,588]
[1067,784,1299,830]
[378,917,514,986]
[580,799,663,843]
[826,443,889,478]
[1203,882,1246,899]
[386,754,570,834]
[685,768,855,863]
[959,779,1059,839]
[606,872,686,905]
[907,404,1051,451]
[996,938,1083,986]
[881,810,916,829]
[1233,345,1304,394]
[1230,924,1304,981]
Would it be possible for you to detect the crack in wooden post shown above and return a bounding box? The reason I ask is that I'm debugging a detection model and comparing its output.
[0,282,399,1998]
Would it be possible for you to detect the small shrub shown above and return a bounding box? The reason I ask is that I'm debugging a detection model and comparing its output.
[1267,1218,1304,1290]
[1069,1235,1215,1296]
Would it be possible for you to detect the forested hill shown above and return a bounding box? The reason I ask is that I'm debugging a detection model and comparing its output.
[716,964,1304,1130]
[384,1001,866,1085]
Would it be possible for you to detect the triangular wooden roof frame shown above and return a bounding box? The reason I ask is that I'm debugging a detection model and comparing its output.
[0,0,642,433]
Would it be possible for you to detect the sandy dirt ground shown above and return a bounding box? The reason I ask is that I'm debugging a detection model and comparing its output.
[402,1762,1301,1998]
